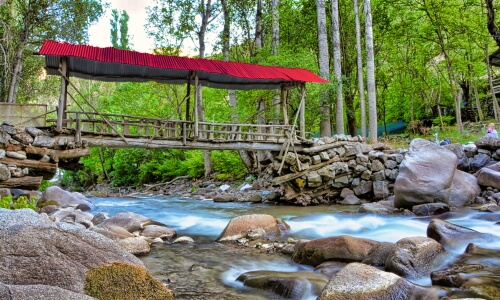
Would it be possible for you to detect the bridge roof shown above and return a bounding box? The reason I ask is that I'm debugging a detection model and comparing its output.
[38,40,328,90]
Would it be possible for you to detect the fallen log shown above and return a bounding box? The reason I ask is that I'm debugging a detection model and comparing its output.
[25,145,91,161]
[0,157,57,180]
[0,176,43,190]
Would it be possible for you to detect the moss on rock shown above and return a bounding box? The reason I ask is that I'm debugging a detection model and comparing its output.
[84,262,174,300]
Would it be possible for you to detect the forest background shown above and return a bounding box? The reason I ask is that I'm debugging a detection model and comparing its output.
[1,0,500,190]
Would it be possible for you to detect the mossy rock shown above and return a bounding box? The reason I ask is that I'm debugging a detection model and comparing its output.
[37,199,59,208]
[84,262,174,300]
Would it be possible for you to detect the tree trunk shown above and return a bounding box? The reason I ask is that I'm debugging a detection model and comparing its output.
[316,0,331,137]
[255,0,263,50]
[271,0,281,124]
[487,44,500,120]
[486,0,500,47]
[473,80,484,121]
[354,0,366,138]
[364,0,378,143]
[331,0,344,135]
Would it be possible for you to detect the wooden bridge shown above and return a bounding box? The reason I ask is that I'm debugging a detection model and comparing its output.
[48,110,308,152]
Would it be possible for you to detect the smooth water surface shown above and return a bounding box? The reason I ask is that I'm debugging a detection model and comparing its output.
[91,195,500,299]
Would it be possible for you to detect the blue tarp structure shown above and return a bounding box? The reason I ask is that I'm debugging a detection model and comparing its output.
[315,119,408,138]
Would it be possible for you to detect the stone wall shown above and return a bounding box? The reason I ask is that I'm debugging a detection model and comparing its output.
[272,135,405,206]
[0,121,89,190]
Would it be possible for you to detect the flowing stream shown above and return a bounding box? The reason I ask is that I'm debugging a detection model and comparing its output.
[91,195,500,300]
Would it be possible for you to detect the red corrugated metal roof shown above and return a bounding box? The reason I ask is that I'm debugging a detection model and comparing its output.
[38,40,328,90]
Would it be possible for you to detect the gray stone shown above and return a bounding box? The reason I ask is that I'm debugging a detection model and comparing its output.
[173,236,195,244]
[370,160,385,172]
[412,203,449,216]
[141,224,176,241]
[385,236,445,279]
[353,180,372,196]
[12,132,33,145]
[317,263,438,300]
[476,167,500,190]
[320,151,330,161]
[40,186,95,210]
[0,164,10,181]
[371,170,386,181]
[116,237,151,255]
[0,282,97,300]
[33,135,55,148]
[0,209,143,293]
[470,153,491,172]
[0,124,17,135]
[394,139,457,209]
[0,188,10,198]
[216,214,288,242]
[344,145,360,157]
[340,188,354,198]
[358,202,393,214]
[0,149,4,159]
[356,153,369,166]
[388,153,404,163]
[354,164,367,175]
[317,166,335,179]
[25,126,45,137]
[340,194,361,205]
[373,180,390,200]
[0,131,11,146]
[306,171,322,188]
[448,170,480,207]
[360,169,372,180]
[6,151,26,160]
[388,169,399,181]
[332,175,349,188]
[362,242,394,266]
[384,160,398,169]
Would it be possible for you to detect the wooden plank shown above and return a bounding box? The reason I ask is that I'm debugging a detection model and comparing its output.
[0,157,57,180]
[0,176,43,190]
[25,146,90,160]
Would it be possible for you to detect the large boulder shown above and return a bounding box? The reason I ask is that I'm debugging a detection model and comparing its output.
[292,235,379,267]
[0,282,97,300]
[96,212,154,234]
[394,139,457,209]
[40,186,95,210]
[236,270,328,299]
[216,214,289,242]
[0,209,143,294]
[385,236,445,279]
[317,263,439,300]
[475,165,500,190]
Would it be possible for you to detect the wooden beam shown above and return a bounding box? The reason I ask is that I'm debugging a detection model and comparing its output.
[299,84,306,139]
[0,157,57,180]
[194,73,199,137]
[56,57,68,131]
[25,145,90,160]
[0,176,43,190]
[68,135,302,152]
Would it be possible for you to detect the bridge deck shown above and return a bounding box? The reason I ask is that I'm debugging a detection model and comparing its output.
[49,111,307,152]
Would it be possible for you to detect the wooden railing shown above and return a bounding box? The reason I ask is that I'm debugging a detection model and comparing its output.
[49,111,296,144]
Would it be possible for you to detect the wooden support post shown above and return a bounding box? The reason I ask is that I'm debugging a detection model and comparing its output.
[56,57,68,131]
[186,72,192,121]
[299,84,306,139]
[281,86,289,125]
[182,122,187,145]
[75,112,81,144]
[194,73,199,137]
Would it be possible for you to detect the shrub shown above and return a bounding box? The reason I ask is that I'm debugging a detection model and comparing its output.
[0,196,12,209]
[84,262,174,300]
[13,196,37,211]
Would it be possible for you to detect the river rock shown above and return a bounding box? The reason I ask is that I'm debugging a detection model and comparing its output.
[0,209,143,293]
[12,132,33,145]
[91,212,109,225]
[292,235,379,267]
[48,207,94,228]
[317,262,439,300]
[89,225,134,240]
[141,224,177,241]
[116,237,151,255]
[216,214,289,242]
[412,203,449,216]
[448,170,480,207]
[385,236,445,279]
[96,212,153,233]
[394,138,457,209]
[236,270,328,299]
[362,242,394,266]
[475,165,500,190]
[314,261,347,277]
[426,219,497,251]
[340,194,360,205]
[40,186,95,210]
[0,131,11,146]
[6,151,26,160]
[470,153,491,172]
[32,135,55,148]
[444,143,470,171]
[0,282,97,300]
[475,136,500,151]
[357,201,393,214]
[12,284,95,300]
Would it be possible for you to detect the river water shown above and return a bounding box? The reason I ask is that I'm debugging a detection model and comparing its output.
[91,195,500,300]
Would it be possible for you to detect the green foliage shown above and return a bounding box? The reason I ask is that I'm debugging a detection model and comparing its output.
[38,180,52,192]
[0,196,37,211]
[0,196,12,209]
[85,262,174,300]
[432,116,455,126]
[13,196,37,211]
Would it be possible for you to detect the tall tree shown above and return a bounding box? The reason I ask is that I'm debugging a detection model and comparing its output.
[364,0,378,143]
[354,0,366,138]
[147,0,220,178]
[1,0,104,103]
[331,0,344,135]
[316,0,331,137]
[110,9,131,50]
